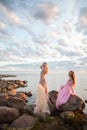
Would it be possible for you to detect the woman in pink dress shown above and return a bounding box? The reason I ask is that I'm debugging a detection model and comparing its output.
[34,62,50,115]
[56,71,76,109]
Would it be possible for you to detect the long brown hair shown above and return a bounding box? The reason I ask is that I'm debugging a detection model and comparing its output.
[68,71,76,86]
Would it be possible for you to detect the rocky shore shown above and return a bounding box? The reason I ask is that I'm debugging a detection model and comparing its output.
[0,74,16,79]
[0,76,87,130]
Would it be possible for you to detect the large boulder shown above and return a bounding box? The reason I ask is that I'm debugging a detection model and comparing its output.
[14,92,27,101]
[0,107,19,123]
[10,114,36,128]
[23,104,35,115]
[8,89,17,96]
[59,95,85,111]
[60,111,86,129]
[7,97,25,111]
[48,90,58,113]
[0,93,8,106]
[48,90,85,112]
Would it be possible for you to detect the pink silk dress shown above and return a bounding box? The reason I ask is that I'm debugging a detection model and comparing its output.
[56,80,75,109]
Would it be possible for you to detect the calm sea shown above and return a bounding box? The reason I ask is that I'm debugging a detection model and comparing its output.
[1,70,87,112]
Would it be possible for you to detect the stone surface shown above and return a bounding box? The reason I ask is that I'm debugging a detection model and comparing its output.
[0,93,8,106]
[0,107,19,123]
[48,90,58,113]
[14,92,27,101]
[7,97,25,111]
[48,90,85,112]
[10,114,36,128]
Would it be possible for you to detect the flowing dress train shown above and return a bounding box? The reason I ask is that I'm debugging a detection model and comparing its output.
[34,83,50,114]
[56,80,75,109]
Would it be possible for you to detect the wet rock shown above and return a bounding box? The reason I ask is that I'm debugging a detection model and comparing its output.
[25,91,32,97]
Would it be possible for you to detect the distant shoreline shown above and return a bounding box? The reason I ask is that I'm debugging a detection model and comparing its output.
[0,74,16,78]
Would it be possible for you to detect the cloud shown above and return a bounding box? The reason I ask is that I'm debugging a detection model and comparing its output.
[79,7,87,26]
[0,0,14,10]
[58,38,69,47]
[81,38,87,53]
[32,35,50,45]
[49,31,59,38]
[81,37,87,44]
[56,44,84,58]
[33,2,59,23]
[78,56,87,63]
[0,2,31,30]
[0,32,10,42]
[0,4,21,25]
[0,21,6,30]
[63,22,73,32]
[76,7,87,34]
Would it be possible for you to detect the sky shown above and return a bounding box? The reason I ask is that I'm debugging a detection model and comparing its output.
[0,0,87,72]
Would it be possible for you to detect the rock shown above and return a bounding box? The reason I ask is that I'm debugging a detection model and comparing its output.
[25,91,32,97]
[48,90,58,113]
[59,95,85,112]
[83,114,87,130]
[10,114,36,128]
[8,89,17,96]
[0,79,27,93]
[83,123,87,130]
[0,123,9,130]
[23,104,35,115]
[13,83,19,89]
[85,100,87,103]
[15,80,27,87]
[48,90,85,112]
[0,80,7,89]
[60,111,75,119]
[7,97,25,111]
[60,111,86,129]
[6,84,14,91]
[0,107,19,123]
[14,92,27,101]
[0,93,8,106]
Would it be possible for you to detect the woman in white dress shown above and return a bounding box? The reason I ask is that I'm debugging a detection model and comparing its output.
[34,62,50,115]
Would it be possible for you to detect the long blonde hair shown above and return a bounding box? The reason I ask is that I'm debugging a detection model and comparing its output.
[41,62,48,74]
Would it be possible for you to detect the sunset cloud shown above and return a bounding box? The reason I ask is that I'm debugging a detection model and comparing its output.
[34,2,59,23]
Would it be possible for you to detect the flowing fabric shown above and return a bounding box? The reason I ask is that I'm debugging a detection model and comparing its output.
[56,80,75,109]
[34,83,50,114]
